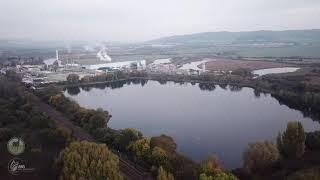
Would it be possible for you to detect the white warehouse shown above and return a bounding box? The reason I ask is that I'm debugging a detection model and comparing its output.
[82,60,146,71]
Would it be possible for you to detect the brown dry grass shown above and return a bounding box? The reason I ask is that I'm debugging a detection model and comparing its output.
[205,59,292,71]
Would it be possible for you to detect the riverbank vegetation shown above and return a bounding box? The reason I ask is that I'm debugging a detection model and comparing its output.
[0,74,71,179]
[235,121,320,180]
[0,73,125,180]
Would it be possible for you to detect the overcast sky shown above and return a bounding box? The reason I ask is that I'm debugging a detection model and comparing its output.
[0,0,320,42]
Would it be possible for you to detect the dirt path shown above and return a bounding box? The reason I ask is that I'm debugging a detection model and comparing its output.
[32,93,153,180]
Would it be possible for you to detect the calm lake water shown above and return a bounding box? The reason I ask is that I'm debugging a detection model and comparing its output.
[64,80,320,168]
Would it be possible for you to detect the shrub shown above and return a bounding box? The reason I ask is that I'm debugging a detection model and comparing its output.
[305,131,320,150]
[199,170,238,180]
[231,68,252,77]
[287,167,320,180]
[157,166,175,180]
[66,74,80,84]
[243,141,280,174]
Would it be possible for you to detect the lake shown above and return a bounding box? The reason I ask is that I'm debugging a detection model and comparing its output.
[64,80,320,169]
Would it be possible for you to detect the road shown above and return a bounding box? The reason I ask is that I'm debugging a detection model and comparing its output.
[32,93,153,180]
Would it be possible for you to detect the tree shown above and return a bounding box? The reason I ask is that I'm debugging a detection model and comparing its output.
[199,155,222,176]
[277,121,306,158]
[198,155,237,180]
[127,138,151,161]
[87,109,108,130]
[113,128,143,151]
[157,166,175,180]
[200,173,213,180]
[243,141,280,174]
[66,74,80,84]
[199,171,238,180]
[151,147,169,168]
[150,135,177,154]
[81,75,92,83]
[57,141,123,180]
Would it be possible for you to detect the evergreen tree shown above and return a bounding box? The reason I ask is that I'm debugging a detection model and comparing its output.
[277,121,306,158]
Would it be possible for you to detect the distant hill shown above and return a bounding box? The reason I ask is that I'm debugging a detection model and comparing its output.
[148,29,320,45]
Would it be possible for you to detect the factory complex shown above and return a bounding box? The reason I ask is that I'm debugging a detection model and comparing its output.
[1,48,208,87]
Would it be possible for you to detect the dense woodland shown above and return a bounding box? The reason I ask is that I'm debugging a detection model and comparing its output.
[0,73,123,180]
[0,73,70,179]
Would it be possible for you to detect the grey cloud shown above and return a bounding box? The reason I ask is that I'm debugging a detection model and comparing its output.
[0,0,319,42]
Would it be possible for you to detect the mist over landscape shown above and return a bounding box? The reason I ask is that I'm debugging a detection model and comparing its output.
[1,1,320,180]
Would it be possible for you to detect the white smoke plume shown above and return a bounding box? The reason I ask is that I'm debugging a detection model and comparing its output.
[65,43,71,53]
[97,47,112,62]
[83,45,95,52]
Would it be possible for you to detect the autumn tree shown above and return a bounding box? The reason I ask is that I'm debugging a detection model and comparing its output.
[151,147,170,168]
[199,171,238,180]
[57,141,123,180]
[277,121,306,158]
[198,155,237,180]
[199,155,222,175]
[243,141,280,174]
[66,74,80,84]
[114,128,143,151]
[127,138,151,161]
[150,134,177,154]
[157,166,175,180]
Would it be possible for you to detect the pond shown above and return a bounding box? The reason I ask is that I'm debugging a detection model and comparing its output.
[64,80,320,169]
[253,67,300,76]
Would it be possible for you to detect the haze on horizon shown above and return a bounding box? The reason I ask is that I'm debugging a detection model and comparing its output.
[1,0,320,42]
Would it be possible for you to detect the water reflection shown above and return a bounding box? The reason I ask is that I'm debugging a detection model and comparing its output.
[254,89,261,98]
[66,86,81,96]
[64,79,320,122]
[198,83,216,91]
[64,80,320,169]
[218,84,228,90]
[229,85,242,92]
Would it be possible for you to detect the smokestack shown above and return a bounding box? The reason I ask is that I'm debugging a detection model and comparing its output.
[56,50,59,60]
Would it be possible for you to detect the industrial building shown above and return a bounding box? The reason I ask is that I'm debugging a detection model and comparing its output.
[82,60,147,71]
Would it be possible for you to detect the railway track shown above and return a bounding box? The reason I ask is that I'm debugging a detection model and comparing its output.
[32,94,153,180]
